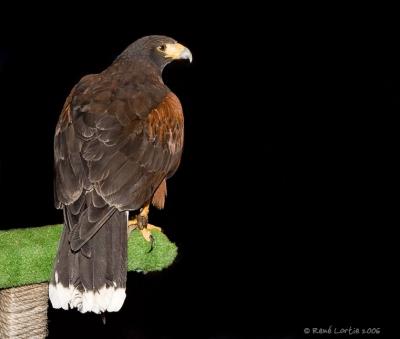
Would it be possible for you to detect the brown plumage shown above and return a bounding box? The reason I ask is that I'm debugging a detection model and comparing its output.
[49,35,191,313]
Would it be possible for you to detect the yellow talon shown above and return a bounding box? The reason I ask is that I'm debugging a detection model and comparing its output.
[127,203,162,240]
[127,218,138,235]
[147,224,162,232]
[140,228,152,242]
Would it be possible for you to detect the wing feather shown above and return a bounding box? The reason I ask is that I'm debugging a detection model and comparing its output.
[55,72,184,214]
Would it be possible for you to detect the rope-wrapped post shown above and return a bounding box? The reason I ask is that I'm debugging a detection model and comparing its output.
[0,224,177,338]
[0,283,48,339]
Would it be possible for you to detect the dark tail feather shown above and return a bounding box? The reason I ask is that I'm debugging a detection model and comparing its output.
[49,203,128,313]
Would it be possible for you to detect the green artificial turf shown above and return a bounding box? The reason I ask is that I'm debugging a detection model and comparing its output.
[0,224,177,289]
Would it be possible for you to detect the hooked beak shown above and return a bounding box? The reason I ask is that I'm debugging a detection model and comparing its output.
[164,42,192,63]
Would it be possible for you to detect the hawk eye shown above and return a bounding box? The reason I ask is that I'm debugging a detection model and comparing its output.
[158,44,166,52]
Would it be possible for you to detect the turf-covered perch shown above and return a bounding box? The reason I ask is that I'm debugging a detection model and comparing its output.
[0,224,177,289]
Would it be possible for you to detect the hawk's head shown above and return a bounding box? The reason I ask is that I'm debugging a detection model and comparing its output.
[120,35,192,70]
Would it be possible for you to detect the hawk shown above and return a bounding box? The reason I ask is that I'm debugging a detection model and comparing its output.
[49,36,191,313]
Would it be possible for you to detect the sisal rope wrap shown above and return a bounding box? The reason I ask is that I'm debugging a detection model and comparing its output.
[0,283,48,339]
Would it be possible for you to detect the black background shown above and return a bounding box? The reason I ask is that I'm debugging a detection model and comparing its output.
[0,4,395,339]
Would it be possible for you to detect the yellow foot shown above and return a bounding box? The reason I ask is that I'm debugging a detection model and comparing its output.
[141,224,163,241]
[127,218,138,235]
[128,219,162,241]
[147,224,162,232]
[127,203,162,251]
[140,227,152,242]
